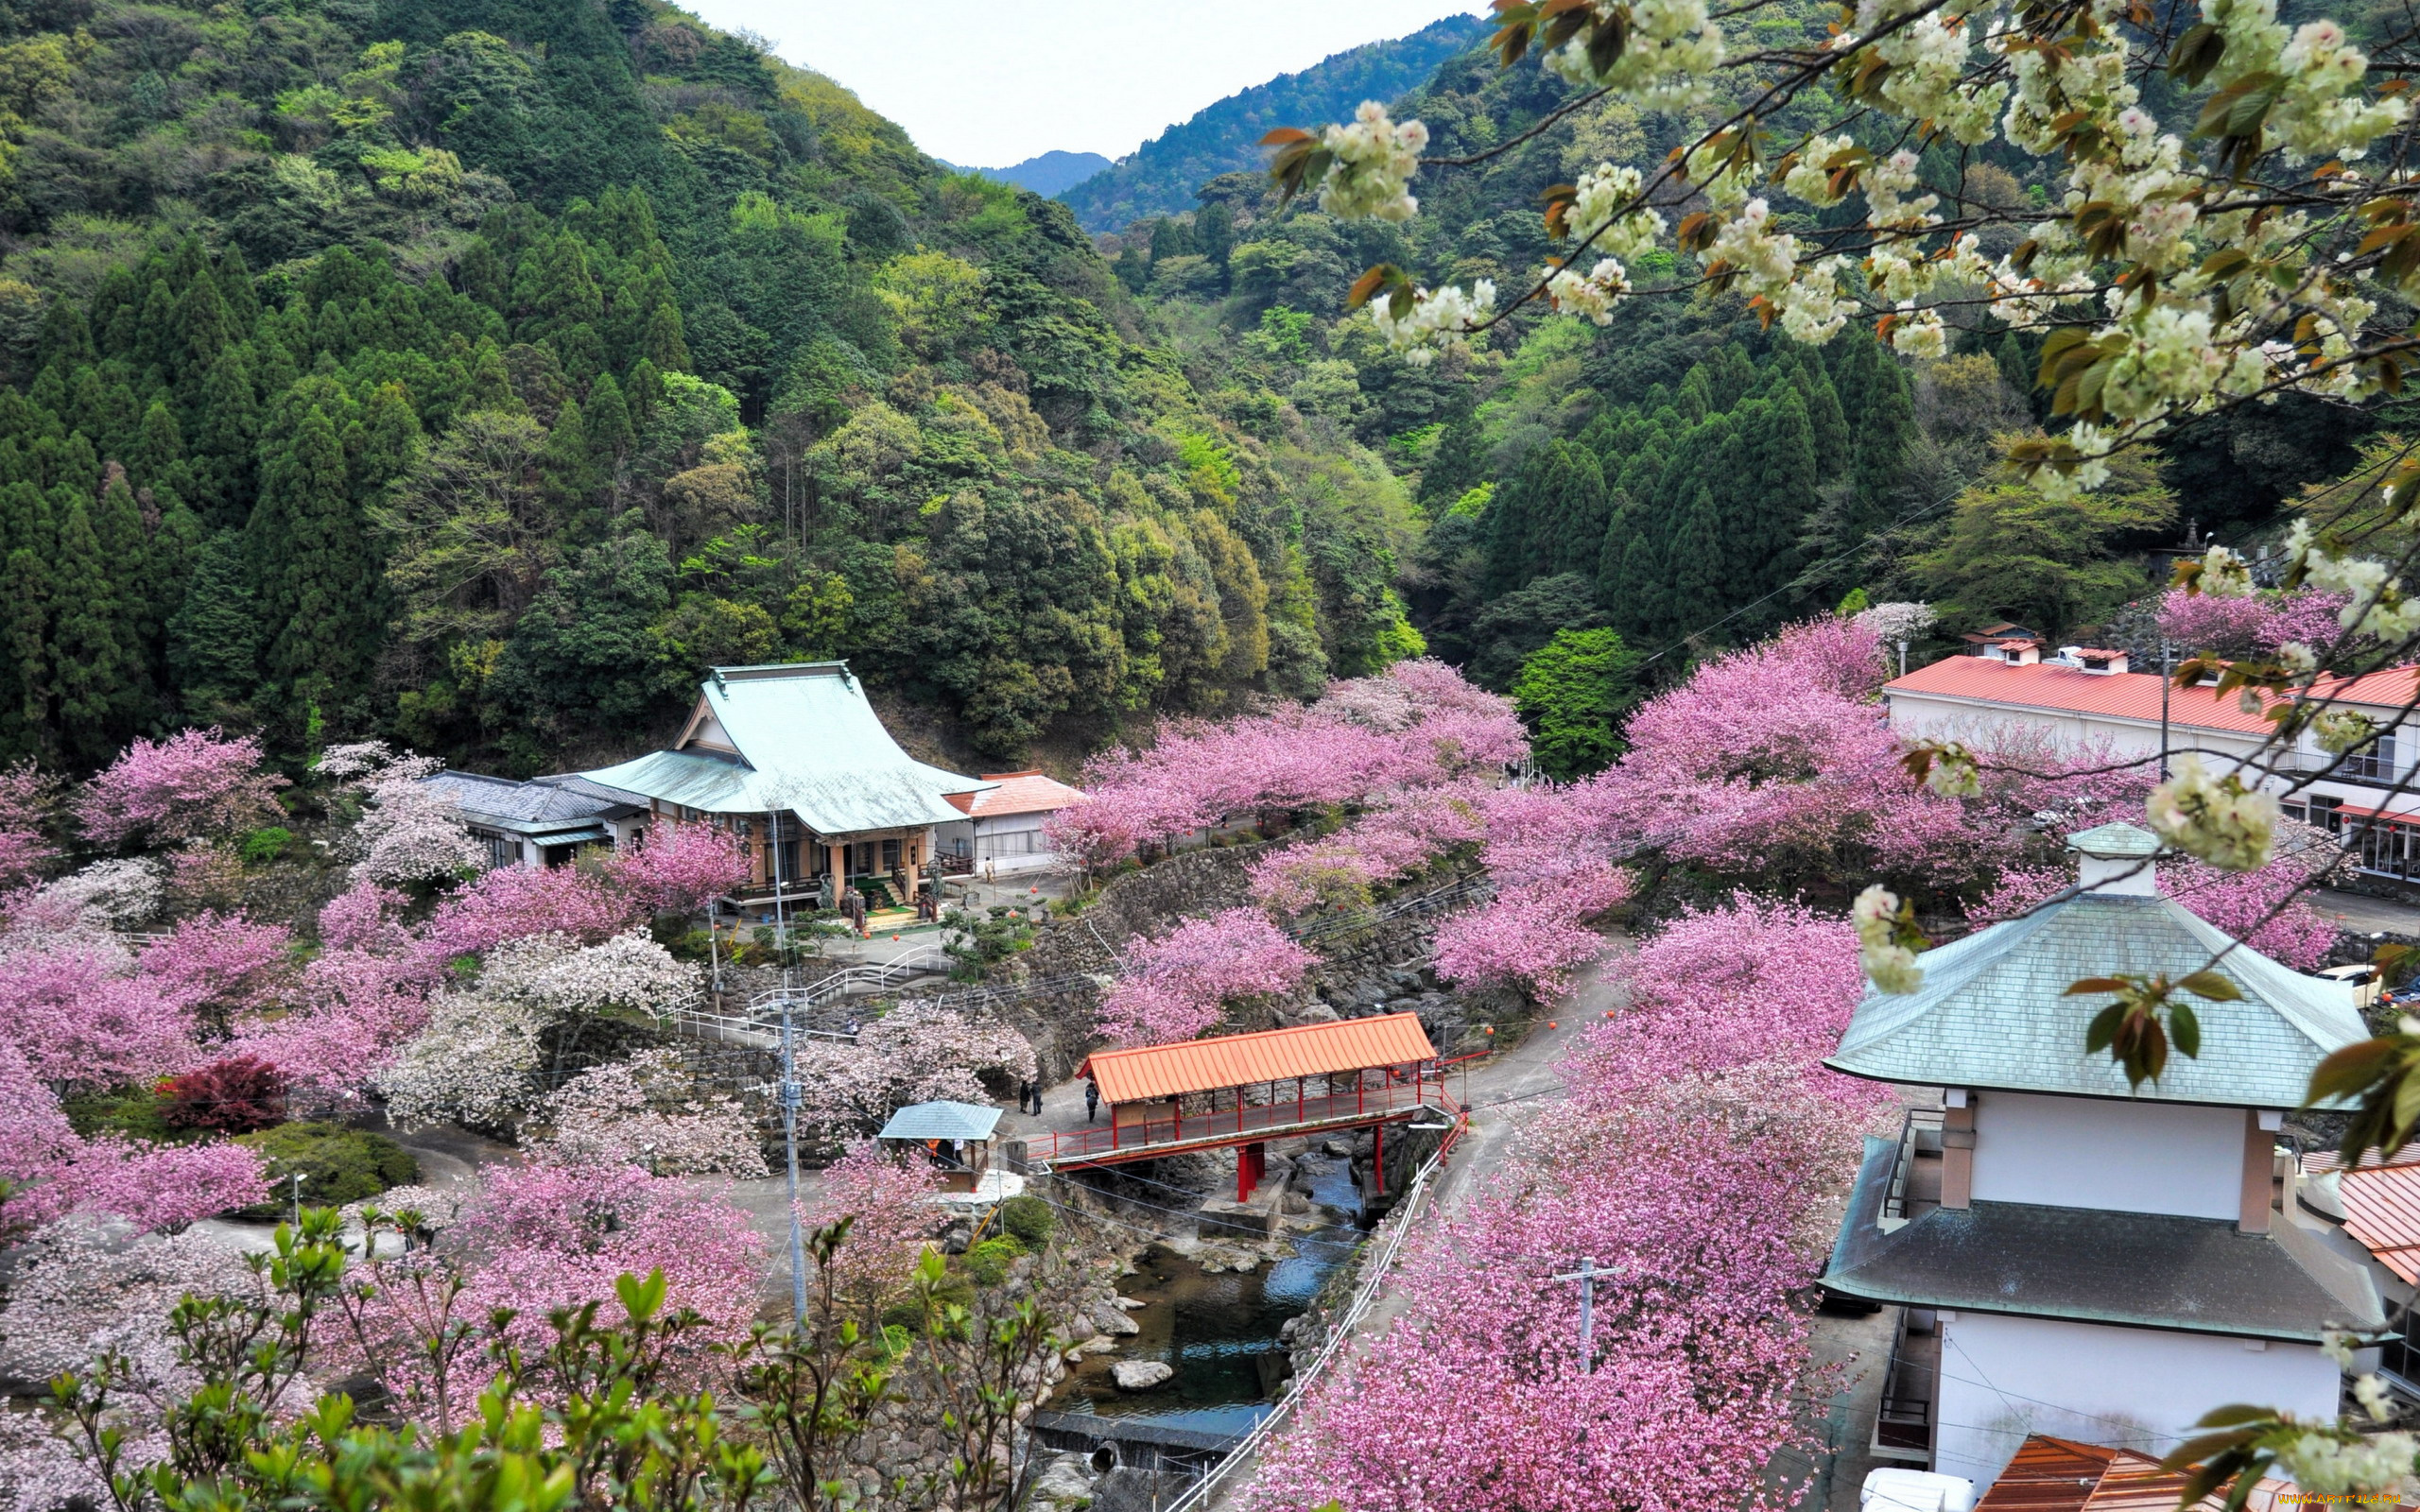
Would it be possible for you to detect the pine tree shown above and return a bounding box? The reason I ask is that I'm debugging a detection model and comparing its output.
[189,345,259,528]
[1537,442,1611,580]
[0,545,49,761]
[174,260,231,375]
[644,301,691,372]
[94,468,157,696]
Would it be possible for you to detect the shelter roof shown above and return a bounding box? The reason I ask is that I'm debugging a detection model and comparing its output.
[579,662,990,836]
[877,1100,1002,1142]
[943,770,1089,818]
[1079,1013,1436,1104]
[1823,1137,2385,1340]
[1826,892,2365,1108]
[1975,1435,2296,1510]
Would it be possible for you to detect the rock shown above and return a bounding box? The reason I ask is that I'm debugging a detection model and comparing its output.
[940,1221,973,1256]
[1323,1140,1352,1158]
[1112,1360,1175,1391]
[1028,1453,1096,1507]
[1282,1192,1311,1215]
[1065,1314,1097,1345]
[1277,1315,1303,1342]
[1112,1295,1146,1311]
[1081,1334,1121,1355]
[1295,1004,1340,1024]
[1090,1302,1140,1335]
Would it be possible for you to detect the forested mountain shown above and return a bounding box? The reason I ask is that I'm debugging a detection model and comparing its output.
[942,151,1112,198]
[1055,14,1489,233]
[1102,16,2402,703]
[0,0,1426,773]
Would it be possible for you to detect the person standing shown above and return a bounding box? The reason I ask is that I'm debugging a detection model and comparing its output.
[1083,1076,1099,1123]
[1015,1078,1034,1116]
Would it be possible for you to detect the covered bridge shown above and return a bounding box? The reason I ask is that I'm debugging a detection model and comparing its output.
[1039,1013,1452,1196]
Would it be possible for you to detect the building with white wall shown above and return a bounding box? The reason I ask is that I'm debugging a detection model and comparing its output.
[1883,644,2420,885]
[932,769,1087,875]
[1820,823,2383,1486]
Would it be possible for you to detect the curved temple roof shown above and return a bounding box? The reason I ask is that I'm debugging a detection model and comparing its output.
[579,662,990,836]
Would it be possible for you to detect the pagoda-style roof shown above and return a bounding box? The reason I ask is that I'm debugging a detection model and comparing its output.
[580,662,990,838]
[1826,875,2365,1110]
[1824,1137,2385,1342]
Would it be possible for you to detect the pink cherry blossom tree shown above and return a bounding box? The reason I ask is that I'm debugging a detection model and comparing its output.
[0,761,56,889]
[137,912,295,1028]
[0,1044,268,1239]
[798,1139,943,1314]
[448,1160,769,1359]
[1250,895,1890,1512]
[1095,907,1317,1047]
[788,1002,1037,1151]
[72,729,289,848]
[603,822,750,917]
[421,861,642,963]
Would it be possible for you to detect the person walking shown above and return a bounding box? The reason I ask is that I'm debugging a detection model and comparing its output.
[1015,1078,1034,1116]
[1083,1076,1099,1123]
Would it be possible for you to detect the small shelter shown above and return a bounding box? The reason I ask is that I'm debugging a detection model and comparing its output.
[1069,1013,1440,1196]
[877,1099,1003,1194]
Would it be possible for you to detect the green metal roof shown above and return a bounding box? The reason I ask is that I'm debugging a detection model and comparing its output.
[579,663,990,838]
[1826,891,2366,1108]
[2066,820,2162,858]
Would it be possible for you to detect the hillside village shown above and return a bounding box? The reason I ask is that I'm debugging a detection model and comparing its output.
[4,1,2420,1511]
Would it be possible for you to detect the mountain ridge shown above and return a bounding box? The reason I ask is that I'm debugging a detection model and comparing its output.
[939,150,1115,198]
[1056,12,1491,232]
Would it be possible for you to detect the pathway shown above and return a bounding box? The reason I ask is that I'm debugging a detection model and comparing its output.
[1194,946,1623,1509]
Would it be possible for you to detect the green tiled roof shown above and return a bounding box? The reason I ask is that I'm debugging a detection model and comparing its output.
[1826,891,2366,1108]
[579,662,991,838]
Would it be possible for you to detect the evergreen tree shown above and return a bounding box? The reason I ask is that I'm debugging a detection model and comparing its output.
[189,344,259,528]
[51,495,138,764]
[168,528,261,713]
[1512,627,1641,779]
[251,406,381,715]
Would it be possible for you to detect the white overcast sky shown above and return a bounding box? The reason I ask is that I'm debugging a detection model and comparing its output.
[680,2,1487,168]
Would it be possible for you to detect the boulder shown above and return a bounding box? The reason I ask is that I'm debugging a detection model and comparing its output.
[1090,1302,1140,1335]
[1322,1140,1353,1158]
[940,1221,973,1256]
[1295,1004,1340,1025]
[1112,1295,1146,1311]
[1282,1191,1311,1215]
[1112,1360,1175,1391]
[1028,1452,1096,1508]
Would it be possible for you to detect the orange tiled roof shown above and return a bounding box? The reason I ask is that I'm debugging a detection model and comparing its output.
[942,770,1088,818]
[1977,1435,2301,1509]
[2325,1148,2420,1284]
[1079,1013,1437,1104]
[1887,658,2420,735]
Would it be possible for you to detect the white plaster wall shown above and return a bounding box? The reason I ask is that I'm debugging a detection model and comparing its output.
[1970,1091,2244,1219]
[1934,1313,2338,1486]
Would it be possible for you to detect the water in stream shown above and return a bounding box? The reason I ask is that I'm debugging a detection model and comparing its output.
[1048,1152,1368,1436]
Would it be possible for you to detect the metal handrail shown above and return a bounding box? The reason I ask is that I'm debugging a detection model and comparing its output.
[1160,1124,1462,1512]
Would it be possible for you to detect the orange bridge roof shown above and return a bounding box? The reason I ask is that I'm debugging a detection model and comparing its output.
[1080,1013,1437,1104]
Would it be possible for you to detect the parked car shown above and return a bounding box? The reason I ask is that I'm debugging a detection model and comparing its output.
[2314,961,2383,1011]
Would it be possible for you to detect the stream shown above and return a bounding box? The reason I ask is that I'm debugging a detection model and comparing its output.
[1046,1152,1369,1436]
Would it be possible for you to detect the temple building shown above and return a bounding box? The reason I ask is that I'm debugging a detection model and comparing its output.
[1821,822,2381,1486]
[578,662,994,915]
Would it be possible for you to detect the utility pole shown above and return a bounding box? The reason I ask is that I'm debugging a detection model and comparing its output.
[290,1172,304,1228]
[781,994,808,1328]
[2160,637,2174,780]
[1550,1256,1620,1374]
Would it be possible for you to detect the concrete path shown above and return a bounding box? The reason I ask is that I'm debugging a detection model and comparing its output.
[2311,887,2420,937]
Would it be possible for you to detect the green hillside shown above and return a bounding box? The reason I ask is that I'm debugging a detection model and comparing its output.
[0,0,1423,771]
[1056,13,1489,233]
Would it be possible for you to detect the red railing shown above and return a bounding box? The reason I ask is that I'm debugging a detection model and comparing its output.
[1034,1067,1458,1168]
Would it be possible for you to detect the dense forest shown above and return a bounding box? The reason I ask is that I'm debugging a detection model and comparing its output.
[0,0,1427,775]
[1095,4,2414,729]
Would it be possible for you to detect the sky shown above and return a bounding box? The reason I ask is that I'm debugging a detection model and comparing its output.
[680,1,1487,169]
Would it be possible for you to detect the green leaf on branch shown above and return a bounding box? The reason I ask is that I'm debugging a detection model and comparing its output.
[2066,972,2208,1089]
[2306,1029,2420,1167]
[2168,22,2227,85]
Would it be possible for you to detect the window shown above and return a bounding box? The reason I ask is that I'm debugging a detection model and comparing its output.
[2345,730,2400,782]
[469,827,518,870]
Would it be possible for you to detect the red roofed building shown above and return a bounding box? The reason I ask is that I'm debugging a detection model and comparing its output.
[1884,653,2420,885]
[934,769,1087,875]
